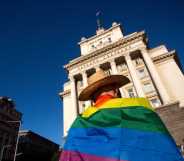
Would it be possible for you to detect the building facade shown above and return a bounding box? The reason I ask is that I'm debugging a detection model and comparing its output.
[60,22,184,150]
[0,97,22,161]
[16,130,59,161]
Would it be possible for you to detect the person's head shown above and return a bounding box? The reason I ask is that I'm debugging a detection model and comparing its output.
[78,69,130,101]
[91,84,121,102]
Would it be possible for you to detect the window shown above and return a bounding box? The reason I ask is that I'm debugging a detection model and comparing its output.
[117,63,127,72]
[137,68,146,79]
[104,70,111,75]
[108,37,112,43]
[91,44,96,50]
[127,88,135,98]
[97,41,103,48]
[82,103,86,112]
[77,81,83,88]
[135,58,143,66]
[150,98,161,107]
[143,82,154,93]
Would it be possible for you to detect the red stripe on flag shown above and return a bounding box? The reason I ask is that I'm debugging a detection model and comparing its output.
[60,150,128,161]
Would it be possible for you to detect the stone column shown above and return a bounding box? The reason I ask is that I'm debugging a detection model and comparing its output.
[110,60,118,74]
[82,71,88,87]
[110,60,126,97]
[70,76,78,119]
[141,49,170,104]
[125,54,145,97]
[82,71,91,107]
[95,65,101,72]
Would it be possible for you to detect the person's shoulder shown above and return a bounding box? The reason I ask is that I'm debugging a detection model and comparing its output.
[82,106,98,118]
[101,97,154,110]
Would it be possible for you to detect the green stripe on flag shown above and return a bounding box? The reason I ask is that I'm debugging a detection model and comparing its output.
[72,106,169,134]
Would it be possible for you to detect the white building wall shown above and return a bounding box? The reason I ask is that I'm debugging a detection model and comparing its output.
[111,26,123,42]
[149,45,168,58]
[156,58,184,106]
[80,44,88,56]
[63,81,71,90]
[63,93,72,137]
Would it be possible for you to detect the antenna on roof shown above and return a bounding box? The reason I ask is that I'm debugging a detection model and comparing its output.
[96,11,103,30]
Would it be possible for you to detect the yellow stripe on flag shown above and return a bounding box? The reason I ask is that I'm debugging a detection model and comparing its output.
[82,98,154,118]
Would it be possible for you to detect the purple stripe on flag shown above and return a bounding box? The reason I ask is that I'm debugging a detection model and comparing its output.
[60,150,127,161]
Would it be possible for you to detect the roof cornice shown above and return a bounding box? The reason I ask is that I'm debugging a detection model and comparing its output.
[59,90,71,98]
[64,30,146,70]
[152,50,175,63]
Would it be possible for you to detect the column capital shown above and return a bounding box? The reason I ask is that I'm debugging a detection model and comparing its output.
[140,48,150,57]
[110,58,116,63]
[125,54,131,60]
[81,70,87,76]
[140,47,147,52]
[95,65,101,71]
[110,59,116,65]
[69,75,75,82]
[109,59,117,67]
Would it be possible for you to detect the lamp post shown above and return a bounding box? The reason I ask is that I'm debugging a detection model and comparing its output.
[7,121,21,161]
[0,145,11,161]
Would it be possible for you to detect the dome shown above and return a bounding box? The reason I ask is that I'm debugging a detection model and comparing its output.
[81,37,87,41]
[112,22,117,26]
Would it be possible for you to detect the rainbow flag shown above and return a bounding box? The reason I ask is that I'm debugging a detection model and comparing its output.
[60,98,183,161]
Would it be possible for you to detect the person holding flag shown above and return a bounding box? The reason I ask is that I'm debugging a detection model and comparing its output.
[60,69,184,161]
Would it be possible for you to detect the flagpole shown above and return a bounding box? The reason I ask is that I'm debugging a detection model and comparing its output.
[96,11,103,30]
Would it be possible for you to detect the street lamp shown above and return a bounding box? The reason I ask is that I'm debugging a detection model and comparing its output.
[0,145,11,161]
[7,121,21,161]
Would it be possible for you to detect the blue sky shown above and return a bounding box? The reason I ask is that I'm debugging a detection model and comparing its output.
[0,0,184,146]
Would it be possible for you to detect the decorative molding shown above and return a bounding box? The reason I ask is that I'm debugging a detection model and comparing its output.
[64,31,146,71]
[59,90,71,97]
[152,51,175,64]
